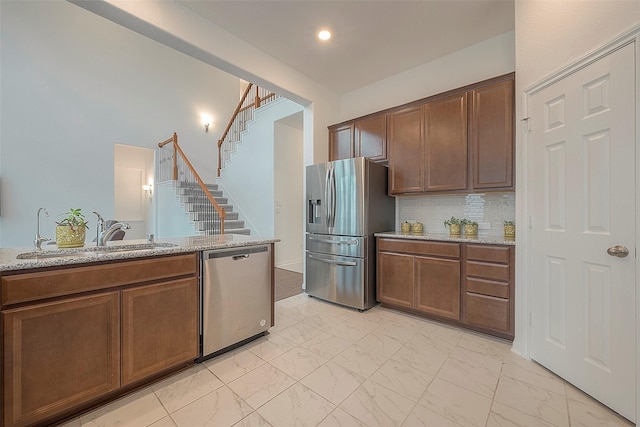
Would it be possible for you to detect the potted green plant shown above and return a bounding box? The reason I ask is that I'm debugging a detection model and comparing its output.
[56,208,89,248]
[504,220,515,239]
[462,219,478,236]
[443,216,463,236]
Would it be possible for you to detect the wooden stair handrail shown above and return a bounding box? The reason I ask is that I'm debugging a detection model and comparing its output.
[158,132,226,233]
[217,83,254,176]
[216,84,278,176]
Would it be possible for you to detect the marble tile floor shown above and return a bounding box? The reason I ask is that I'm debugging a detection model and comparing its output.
[60,293,634,427]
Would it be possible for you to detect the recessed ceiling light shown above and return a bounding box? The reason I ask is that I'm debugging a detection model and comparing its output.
[318,30,331,41]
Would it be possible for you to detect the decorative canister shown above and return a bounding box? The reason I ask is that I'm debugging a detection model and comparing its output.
[504,222,515,239]
[464,223,478,236]
[55,225,86,248]
[449,223,461,236]
[412,222,423,235]
[401,221,411,234]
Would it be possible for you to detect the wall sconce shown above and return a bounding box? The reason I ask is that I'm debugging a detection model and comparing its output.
[143,184,153,202]
[201,114,213,133]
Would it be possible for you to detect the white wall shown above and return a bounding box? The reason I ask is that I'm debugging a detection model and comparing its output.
[513,1,640,356]
[218,98,304,238]
[339,31,515,120]
[70,0,341,169]
[0,0,240,247]
[274,116,304,273]
[155,182,198,238]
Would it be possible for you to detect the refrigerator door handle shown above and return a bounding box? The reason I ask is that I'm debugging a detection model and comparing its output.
[329,167,336,228]
[308,254,358,267]
[324,167,332,228]
[308,236,359,245]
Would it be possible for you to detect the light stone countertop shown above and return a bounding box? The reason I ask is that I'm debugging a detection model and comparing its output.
[0,234,279,272]
[375,231,516,246]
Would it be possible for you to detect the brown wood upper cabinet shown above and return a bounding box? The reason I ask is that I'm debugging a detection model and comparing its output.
[470,78,514,190]
[424,92,468,191]
[328,123,354,161]
[389,75,514,194]
[388,105,423,193]
[329,113,387,162]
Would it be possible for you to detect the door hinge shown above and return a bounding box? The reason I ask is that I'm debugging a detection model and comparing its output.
[529,311,533,326]
[521,117,531,131]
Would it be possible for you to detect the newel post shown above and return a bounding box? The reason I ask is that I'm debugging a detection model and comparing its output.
[172,132,178,181]
[255,86,261,108]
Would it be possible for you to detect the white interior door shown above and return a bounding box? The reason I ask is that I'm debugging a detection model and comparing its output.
[529,42,636,421]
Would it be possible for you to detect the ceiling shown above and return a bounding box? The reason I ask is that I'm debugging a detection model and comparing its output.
[177,1,515,94]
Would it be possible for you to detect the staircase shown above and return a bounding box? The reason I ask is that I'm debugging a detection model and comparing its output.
[175,181,250,235]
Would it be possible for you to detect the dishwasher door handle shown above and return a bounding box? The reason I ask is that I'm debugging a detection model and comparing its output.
[232,254,250,260]
[309,254,357,267]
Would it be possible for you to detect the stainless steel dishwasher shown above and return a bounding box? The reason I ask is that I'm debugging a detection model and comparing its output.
[200,245,272,360]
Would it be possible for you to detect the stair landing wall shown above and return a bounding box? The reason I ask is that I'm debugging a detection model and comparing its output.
[217,98,304,238]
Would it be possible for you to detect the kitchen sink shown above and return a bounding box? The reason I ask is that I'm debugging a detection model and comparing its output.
[16,243,178,259]
[16,250,94,259]
[87,242,178,253]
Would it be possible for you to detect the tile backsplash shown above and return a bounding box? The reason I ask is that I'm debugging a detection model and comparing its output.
[397,192,515,233]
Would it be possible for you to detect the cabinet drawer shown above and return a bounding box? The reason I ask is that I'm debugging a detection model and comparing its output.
[2,253,198,306]
[465,261,509,282]
[465,245,510,263]
[465,277,509,299]
[465,292,510,334]
[378,239,460,258]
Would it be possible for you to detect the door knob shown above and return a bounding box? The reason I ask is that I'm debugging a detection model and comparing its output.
[607,245,629,258]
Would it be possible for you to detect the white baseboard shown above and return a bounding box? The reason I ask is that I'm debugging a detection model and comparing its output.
[276,260,303,273]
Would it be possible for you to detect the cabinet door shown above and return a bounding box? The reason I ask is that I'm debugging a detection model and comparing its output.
[355,114,387,161]
[329,124,354,161]
[470,78,514,189]
[388,105,424,194]
[377,251,414,308]
[3,292,120,427]
[423,92,468,191]
[415,256,460,320]
[121,278,198,385]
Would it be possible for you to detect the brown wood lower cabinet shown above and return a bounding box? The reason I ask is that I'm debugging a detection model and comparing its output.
[1,253,199,427]
[377,238,514,339]
[377,251,414,309]
[463,244,515,338]
[122,278,198,386]
[377,238,461,321]
[2,292,120,427]
[415,256,460,319]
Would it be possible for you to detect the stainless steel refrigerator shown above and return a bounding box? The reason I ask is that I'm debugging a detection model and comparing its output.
[306,157,395,310]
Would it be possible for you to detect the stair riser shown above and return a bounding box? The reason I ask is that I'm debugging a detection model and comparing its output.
[181,195,228,204]
[176,182,218,190]
[190,212,239,221]
[185,204,233,213]
[195,220,245,231]
[178,189,223,198]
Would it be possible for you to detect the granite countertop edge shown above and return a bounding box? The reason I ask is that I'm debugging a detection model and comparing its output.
[0,235,279,272]
[374,231,515,246]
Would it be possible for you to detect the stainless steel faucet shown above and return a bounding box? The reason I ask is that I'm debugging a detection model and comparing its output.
[92,211,130,246]
[34,207,50,250]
